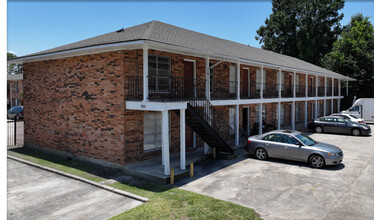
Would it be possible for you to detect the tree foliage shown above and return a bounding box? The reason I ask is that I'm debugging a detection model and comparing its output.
[7,52,22,75]
[323,13,374,97]
[256,0,345,66]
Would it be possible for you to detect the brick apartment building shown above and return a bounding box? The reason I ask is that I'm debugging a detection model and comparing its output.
[7,74,23,109]
[9,21,354,176]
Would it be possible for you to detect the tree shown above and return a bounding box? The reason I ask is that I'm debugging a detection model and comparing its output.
[323,13,374,97]
[255,0,345,66]
[7,52,22,75]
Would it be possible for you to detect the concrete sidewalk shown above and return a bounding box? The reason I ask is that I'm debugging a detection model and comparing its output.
[7,159,143,220]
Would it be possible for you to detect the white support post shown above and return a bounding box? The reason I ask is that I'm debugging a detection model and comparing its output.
[291,101,295,130]
[346,81,349,96]
[235,104,239,147]
[305,73,308,97]
[304,101,308,127]
[180,109,186,170]
[277,102,281,129]
[143,45,149,102]
[162,110,170,176]
[338,79,341,111]
[315,100,318,118]
[332,78,334,97]
[237,62,240,100]
[259,103,263,135]
[260,66,264,99]
[205,57,210,100]
[293,72,297,98]
[324,77,327,97]
[278,69,282,98]
[324,99,327,116]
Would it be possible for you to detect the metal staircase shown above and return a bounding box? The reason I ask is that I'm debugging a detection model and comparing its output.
[175,99,234,155]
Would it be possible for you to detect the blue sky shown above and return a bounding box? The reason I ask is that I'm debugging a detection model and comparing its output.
[7,1,374,57]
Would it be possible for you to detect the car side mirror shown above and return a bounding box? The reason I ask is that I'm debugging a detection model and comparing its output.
[297,142,303,147]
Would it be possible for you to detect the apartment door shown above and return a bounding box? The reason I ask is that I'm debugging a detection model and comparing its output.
[184,61,194,98]
[242,69,249,97]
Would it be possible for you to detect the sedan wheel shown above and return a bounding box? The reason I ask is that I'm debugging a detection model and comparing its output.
[352,128,361,136]
[315,126,323,133]
[255,148,268,160]
[309,155,325,168]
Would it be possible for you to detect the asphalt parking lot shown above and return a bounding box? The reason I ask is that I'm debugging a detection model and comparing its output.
[7,159,143,220]
[179,125,374,220]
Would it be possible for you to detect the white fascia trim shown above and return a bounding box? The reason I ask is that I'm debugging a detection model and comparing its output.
[210,96,343,106]
[7,74,23,81]
[126,101,187,111]
[146,41,354,81]
[9,40,145,64]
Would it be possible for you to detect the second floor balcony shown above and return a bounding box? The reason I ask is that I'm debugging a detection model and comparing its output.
[318,86,325,97]
[127,75,334,102]
[296,85,306,97]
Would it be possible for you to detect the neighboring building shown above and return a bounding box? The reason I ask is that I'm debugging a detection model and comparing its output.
[7,74,23,109]
[9,21,354,175]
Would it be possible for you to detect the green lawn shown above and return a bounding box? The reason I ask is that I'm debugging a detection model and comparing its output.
[8,147,261,220]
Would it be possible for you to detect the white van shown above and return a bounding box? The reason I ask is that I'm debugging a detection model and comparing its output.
[341,98,374,123]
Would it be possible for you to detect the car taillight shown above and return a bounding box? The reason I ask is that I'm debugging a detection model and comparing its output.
[308,121,313,124]
[247,140,251,144]
[359,120,364,123]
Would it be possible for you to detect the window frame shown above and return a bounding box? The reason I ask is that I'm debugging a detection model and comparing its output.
[148,55,171,93]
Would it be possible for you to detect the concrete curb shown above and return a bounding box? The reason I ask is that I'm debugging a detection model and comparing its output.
[7,155,149,203]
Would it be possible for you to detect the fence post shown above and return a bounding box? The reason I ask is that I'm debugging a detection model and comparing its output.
[14,115,17,146]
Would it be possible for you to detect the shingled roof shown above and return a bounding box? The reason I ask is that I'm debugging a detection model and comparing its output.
[13,20,353,80]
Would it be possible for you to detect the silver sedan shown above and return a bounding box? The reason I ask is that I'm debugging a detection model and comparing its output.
[246,130,343,168]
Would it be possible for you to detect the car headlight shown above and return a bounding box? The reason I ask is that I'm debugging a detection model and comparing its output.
[361,126,368,130]
[328,152,338,157]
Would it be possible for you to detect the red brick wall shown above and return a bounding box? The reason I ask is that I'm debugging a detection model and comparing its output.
[23,51,128,164]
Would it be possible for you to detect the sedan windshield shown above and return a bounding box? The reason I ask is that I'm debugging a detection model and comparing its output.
[296,133,317,146]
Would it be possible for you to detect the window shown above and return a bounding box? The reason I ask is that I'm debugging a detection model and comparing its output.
[15,98,18,106]
[15,81,18,93]
[209,63,214,93]
[143,112,171,152]
[256,69,266,91]
[296,74,300,91]
[256,69,261,91]
[283,135,299,145]
[148,55,171,93]
[229,107,235,135]
[349,106,360,112]
[263,134,283,142]
[229,65,236,94]
[296,133,317,146]
[255,105,266,123]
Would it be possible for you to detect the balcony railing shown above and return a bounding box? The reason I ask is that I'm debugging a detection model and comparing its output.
[318,86,325,97]
[210,80,237,100]
[308,85,316,97]
[296,85,306,97]
[281,84,294,97]
[263,83,279,98]
[127,76,206,101]
[326,87,332,96]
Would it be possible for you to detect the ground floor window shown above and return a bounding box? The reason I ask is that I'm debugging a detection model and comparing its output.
[143,112,171,152]
[255,105,266,123]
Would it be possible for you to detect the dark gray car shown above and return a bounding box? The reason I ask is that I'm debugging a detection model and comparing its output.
[246,130,343,168]
[307,116,371,136]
